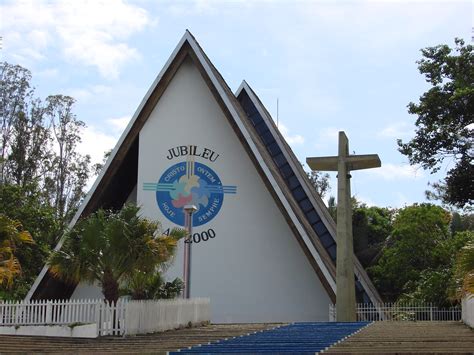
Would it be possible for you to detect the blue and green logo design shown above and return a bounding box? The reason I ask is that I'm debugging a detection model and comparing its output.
[143,160,236,227]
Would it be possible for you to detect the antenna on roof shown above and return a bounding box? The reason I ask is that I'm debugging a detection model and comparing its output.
[277,98,279,128]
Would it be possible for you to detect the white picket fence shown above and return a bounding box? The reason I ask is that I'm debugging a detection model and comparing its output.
[0,298,210,336]
[124,298,210,336]
[329,303,461,322]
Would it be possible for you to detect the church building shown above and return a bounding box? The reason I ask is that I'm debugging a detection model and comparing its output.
[26,31,382,323]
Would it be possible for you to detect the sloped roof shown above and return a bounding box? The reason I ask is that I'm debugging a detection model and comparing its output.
[27,30,381,305]
[236,81,382,304]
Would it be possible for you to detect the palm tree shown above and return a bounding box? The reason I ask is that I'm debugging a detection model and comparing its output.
[0,214,34,288]
[48,204,185,303]
[452,240,474,300]
[123,270,184,300]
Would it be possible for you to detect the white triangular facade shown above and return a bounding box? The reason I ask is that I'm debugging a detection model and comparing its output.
[135,56,330,322]
[28,32,381,322]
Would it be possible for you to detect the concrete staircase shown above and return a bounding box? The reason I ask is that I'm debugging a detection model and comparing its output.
[0,321,472,353]
[173,322,370,354]
[324,321,474,354]
[0,323,279,354]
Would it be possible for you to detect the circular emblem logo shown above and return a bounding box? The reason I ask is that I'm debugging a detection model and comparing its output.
[156,162,224,227]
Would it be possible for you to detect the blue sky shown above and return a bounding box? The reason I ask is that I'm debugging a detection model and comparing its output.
[1,0,472,208]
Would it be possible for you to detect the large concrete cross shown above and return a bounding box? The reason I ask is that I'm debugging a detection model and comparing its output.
[306,131,381,322]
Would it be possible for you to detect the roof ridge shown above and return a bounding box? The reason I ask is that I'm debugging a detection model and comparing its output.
[236,81,383,304]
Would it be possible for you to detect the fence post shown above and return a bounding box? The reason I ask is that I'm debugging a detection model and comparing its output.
[430,304,433,321]
[46,301,52,324]
[329,304,335,322]
[95,300,101,337]
[120,301,125,336]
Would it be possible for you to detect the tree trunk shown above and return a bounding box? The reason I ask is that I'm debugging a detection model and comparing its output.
[102,270,119,303]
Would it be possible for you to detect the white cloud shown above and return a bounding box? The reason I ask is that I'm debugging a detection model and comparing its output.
[77,115,131,166]
[1,0,152,79]
[278,123,305,145]
[378,122,413,139]
[394,192,416,208]
[354,194,377,207]
[297,1,462,51]
[294,89,342,119]
[64,85,113,102]
[77,117,133,188]
[318,127,341,142]
[166,0,238,16]
[78,125,118,165]
[36,68,59,78]
[367,163,424,181]
[312,127,345,152]
[107,116,130,133]
[360,191,417,209]
[61,33,140,79]
[27,29,50,49]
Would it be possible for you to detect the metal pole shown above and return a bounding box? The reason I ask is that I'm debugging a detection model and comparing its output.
[183,212,190,299]
[186,209,193,299]
[182,205,197,299]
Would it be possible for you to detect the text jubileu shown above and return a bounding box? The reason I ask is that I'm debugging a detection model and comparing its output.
[166,145,219,162]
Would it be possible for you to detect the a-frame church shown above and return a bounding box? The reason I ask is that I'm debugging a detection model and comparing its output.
[26,31,382,323]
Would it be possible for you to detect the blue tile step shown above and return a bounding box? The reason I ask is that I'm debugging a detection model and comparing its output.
[170,322,370,354]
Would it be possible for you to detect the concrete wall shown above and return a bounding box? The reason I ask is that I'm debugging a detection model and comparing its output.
[135,56,331,323]
[0,324,98,338]
[462,296,474,328]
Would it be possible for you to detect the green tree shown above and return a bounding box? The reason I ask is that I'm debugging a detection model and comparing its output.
[398,38,473,209]
[0,62,92,230]
[48,204,185,303]
[0,214,34,289]
[326,196,394,268]
[0,61,94,299]
[398,268,453,306]
[7,107,49,188]
[368,204,451,302]
[450,212,474,233]
[306,170,330,199]
[451,239,474,300]
[0,183,58,299]
[353,205,394,268]
[327,196,337,220]
[394,227,473,306]
[43,95,91,226]
[0,63,33,182]
[123,271,183,300]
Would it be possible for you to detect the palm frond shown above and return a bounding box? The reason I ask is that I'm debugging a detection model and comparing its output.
[47,203,183,301]
[0,256,21,287]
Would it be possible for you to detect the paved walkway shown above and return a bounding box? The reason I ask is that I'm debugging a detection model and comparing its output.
[324,321,474,354]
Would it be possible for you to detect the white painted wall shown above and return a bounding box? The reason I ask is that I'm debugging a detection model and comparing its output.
[134,56,330,323]
[462,295,474,328]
